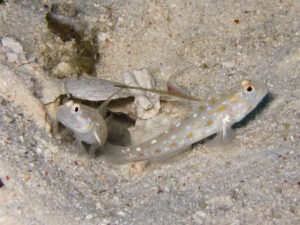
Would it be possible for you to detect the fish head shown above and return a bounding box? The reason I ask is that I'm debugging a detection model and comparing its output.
[56,100,94,134]
[220,79,268,123]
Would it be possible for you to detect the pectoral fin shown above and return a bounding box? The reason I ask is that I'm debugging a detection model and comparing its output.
[215,115,234,144]
[166,79,191,96]
[93,129,103,146]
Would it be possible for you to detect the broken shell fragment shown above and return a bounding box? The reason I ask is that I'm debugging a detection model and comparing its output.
[123,69,161,119]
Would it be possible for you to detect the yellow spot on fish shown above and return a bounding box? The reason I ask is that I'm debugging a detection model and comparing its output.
[216,97,223,104]
[210,98,216,104]
[247,105,253,111]
[238,99,246,105]
[226,95,234,99]
[155,149,161,153]
[171,142,177,147]
[206,120,213,127]
[228,93,240,103]
[208,111,214,116]
[187,132,193,138]
[198,106,205,111]
[218,106,226,112]
[230,99,237,104]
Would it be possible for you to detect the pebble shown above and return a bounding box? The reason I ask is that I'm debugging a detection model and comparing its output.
[85,214,93,220]
[117,211,126,217]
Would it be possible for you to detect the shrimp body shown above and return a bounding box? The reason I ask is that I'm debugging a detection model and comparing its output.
[107,80,268,163]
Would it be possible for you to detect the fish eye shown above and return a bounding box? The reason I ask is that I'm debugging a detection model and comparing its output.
[71,104,81,114]
[246,86,253,92]
[242,82,255,94]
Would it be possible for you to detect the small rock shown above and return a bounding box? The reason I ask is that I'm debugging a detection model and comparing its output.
[97,32,111,47]
[100,218,111,225]
[130,161,148,174]
[192,210,206,224]
[23,173,31,182]
[123,69,161,119]
[117,211,126,217]
[1,37,27,64]
[85,214,93,220]
[52,62,74,78]
[96,202,104,210]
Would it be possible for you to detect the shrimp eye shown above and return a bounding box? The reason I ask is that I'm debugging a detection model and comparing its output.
[71,104,81,114]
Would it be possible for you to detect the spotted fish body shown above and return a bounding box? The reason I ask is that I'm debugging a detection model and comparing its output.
[107,80,268,163]
[56,101,108,146]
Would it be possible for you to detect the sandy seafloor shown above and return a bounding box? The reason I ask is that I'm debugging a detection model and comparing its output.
[0,1,299,224]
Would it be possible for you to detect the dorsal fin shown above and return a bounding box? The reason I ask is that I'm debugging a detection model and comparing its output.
[167,79,191,96]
